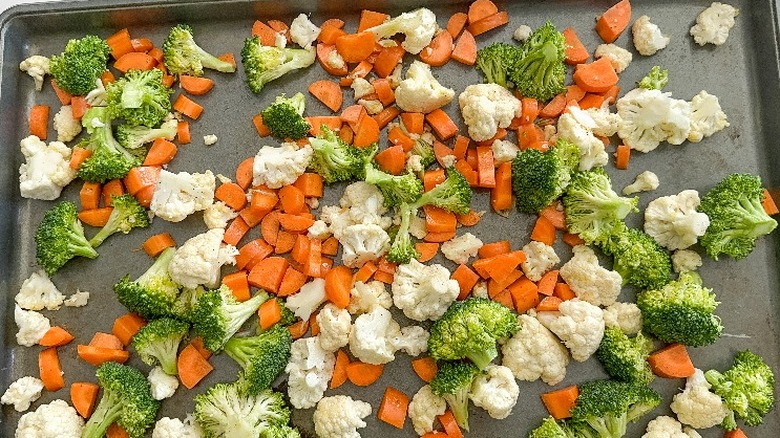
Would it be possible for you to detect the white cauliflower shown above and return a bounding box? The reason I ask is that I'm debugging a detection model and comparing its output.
[392,259,460,321]
[688,91,729,142]
[85,78,107,107]
[2,376,44,412]
[395,61,455,113]
[387,64,404,88]
[339,181,391,228]
[202,134,218,146]
[469,364,519,420]
[16,270,65,311]
[202,201,238,229]
[408,385,447,435]
[148,366,179,400]
[313,395,372,438]
[150,169,216,222]
[64,290,90,307]
[326,49,345,70]
[617,88,692,152]
[409,213,428,239]
[672,249,703,273]
[15,399,83,438]
[168,228,238,289]
[623,170,660,195]
[15,305,50,347]
[285,337,335,409]
[359,98,384,115]
[594,44,633,74]
[559,245,622,307]
[690,2,739,46]
[365,8,437,54]
[645,190,710,250]
[459,83,522,142]
[316,304,352,352]
[406,153,425,173]
[472,280,489,299]
[349,306,401,364]
[53,105,82,142]
[287,278,327,321]
[556,107,608,170]
[632,15,670,56]
[537,299,605,362]
[585,104,622,137]
[513,25,533,42]
[351,77,375,100]
[521,241,560,282]
[642,415,700,438]
[671,369,729,429]
[603,302,643,336]
[502,313,569,385]
[18,135,76,200]
[348,280,392,315]
[440,233,483,265]
[152,417,202,438]
[19,55,50,91]
[391,325,429,356]
[339,224,391,268]
[491,139,520,164]
[308,220,331,240]
[252,143,313,189]
[290,13,320,50]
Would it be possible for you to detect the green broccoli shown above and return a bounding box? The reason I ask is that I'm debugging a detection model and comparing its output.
[172,286,208,322]
[81,362,160,438]
[262,424,302,438]
[261,92,310,140]
[638,66,669,91]
[428,297,519,370]
[131,317,189,375]
[430,360,481,431]
[510,21,567,101]
[88,194,150,247]
[705,350,775,428]
[162,24,236,76]
[476,42,523,88]
[115,118,178,150]
[528,417,573,438]
[512,139,580,213]
[364,162,424,208]
[411,166,473,215]
[106,69,172,127]
[77,106,140,183]
[698,173,778,260]
[49,35,110,95]
[191,286,268,352]
[224,325,293,395]
[308,125,367,183]
[636,271,722,347]
[241,36,315,93]
[595,327,654,384]
[34,201,99,275]
[562,168,638,244]
[410,137,437,169]
[598,223,672,290]
[113,247,181,319]
[386,203,420,264]
[194,382,295,437]
[570,380,661,438]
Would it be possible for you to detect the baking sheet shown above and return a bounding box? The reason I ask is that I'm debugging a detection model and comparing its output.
[2,0,780,436]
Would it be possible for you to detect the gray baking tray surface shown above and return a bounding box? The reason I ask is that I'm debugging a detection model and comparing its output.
[2,0,780,436]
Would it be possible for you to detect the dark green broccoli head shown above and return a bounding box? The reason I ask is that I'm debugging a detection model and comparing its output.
[191,286,268,352]
[476,42,523,88]
[512,139,579,214]
[529,417,573,438]
[412,166,473,215]
[570,380,661,438]
[194,383,292,437]
[698,173,778,260]
[224,325,293,395]
[705,350,775,427]
[308,125,367,184]
[510,21,567,101]
[34,201,99,274]
[162,24,236,76]
[131,317,189,375]
[410,137,437,168]
[106,69,172,127]
[261,92,310,140]
[364,162,424,208]
[81,362,160,438]
[172,286,208,322]
[430,360,481,432]
[49,35,109,95]
[113,247,180,319]
[428,297,519,370]
[596,328,655,385]
[241,36,315,93]
[386,203,420,264]
[77,106,140,183]
[638,66,669,91]
[89,194,150,248]
[598,223,672,290]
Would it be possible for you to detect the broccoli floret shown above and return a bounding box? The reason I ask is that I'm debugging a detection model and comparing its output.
[115,118,178,150]
[476,42,523,88]
[106,69,172,127]
[698,173,778,260]
[563,168,638,244]
[162,24,236,76]
[411,166,473,215]
[705,350,775,428]
[410,137,437,168]
[598,223,672,290]
[386,203,420,264]
[263,424,302,438]
[113,247,181,319]
[224,325,293,395]
[308,125,367,183]
[512,139,580,214]
[78,106,140,183]
[529,417,575,438]
[194,382,294,438]
[49,35,110,95]
[570,380,661,438]
[637,271,722,347]
[131,317,189,375]
[241,36,315,94]
[81,362,160,438]
[364,162,424,208]
[191,286,268,352]
[510,21,567,101]
[428,297,519,370]
[430,360,481,431]
[260,92,310,140]
[172,286,208,322]
[34,201,99,275]
[89,194,150,247]
[638,66,669,91]
[596,327,654,385]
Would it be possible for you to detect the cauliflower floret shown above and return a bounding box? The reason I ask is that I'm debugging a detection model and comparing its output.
[351,77,375,100]
[603,302,643,336]
[15,305,50,347]
[252,143,313,189]
[642,416,692,438]
[556,107,608,171]
[544,124,557,141]
[16,270,65,311]
[148,366,179,400]
[152,417,202,438]
[387,64,404,88]
[339,181,392,230]
[339,224,391,268]
[688,90,729,142]
[308,220,331,240]
[459,83,522,142]
[469,364,519,420]
[594,44,633,74]
[406,153,425,173]
[644,190,710,250]
[202,134,218,146]
[365,8,437,55]
[19,55,50,91]
[537,299,605,362]
[617,88,692,153]
[313,395,372,438]
[15,399,84,438]
[53,105,82,142]
[623,170,660,195]
[168,228,238,289]
[150,169,216,222]
[395,61,455,114]
[684,427,703,438]
[316,304,352,353]
[491,139,520,164]
[690,2,739,46]
[18,135,77,201]
[409,213,428,240]
[671,369,729,429]
[202,200,238,229]
[408,385,447,435]
[672,249,703,273]
[521,241,560,282]
[391,325,429,356]
[559,245,622,307]
[513,25,533,42]
[274,32,287,48]
[2,376,44,412]
[349,307,401,364]
[326,49,345,70]
[348,280,393,315]
[392,259,460,321]
[286,337,335,409]
[440,233,483,265]
[632,16,670,56]
[64,290,90,307]
[287,278,327,321]
[502,313,569,385]
[358,98,384,115]
[472,280,489,299]
[585,104,622,137]
[290,13,320,50]
[85,78,107,107]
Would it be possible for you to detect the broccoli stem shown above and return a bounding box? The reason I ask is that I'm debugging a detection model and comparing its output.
[733,196,777,238]
[444,389,472,432]
[197,46,235,73]
[82,392,123,438]
[466,346,498,371]
[70,220,99,259]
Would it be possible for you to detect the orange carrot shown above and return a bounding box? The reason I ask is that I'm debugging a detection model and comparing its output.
[252,113,271,137]
[288,318,310,340]
[457,209,482,227]
[531,215,557,245]
[573,58,619,93]
[29,104,49,140]
[319,22,347,45]
[357,9,389,31]
[223,216,250,246]
[451,30,477,66]
[278,185,305,214]
[478,241,511,258]
[415,242,439,263]
[106,28,134,59]
[187,336,211,361]
[69,146,93,170]
[107,423,130,438]
[78,208,113,228]
[473,251,527,282]
[578,93,605,110]
[179,75,214,95]
[476,145,496,188]
[763,189,779,216]
[541,385,579,419]
[51,80,72,105]
[411,357,438,383]
[71,97,90,120]
[491,162,513,211]
[176,120,191,144]
[89,332,123,350]
[596,0,632,43]
[647,343,696,379]
[341,104,367,130]
[241,190,278,228]
[178,344,213,389]
[260,210,282,245]
[373,106,401,130]
[114,52,156,72]
[354,114,381,147]
[248,257,288,293]
[330,349,350,389]
[131,37,154,53]
[424,231,457,243]
[452,264,480,300]
[307,116,342,137]
[374,145,406,175]
[101,179,125,207]
[143,138,177,166]
[71,382,99,418]
[420,30,453,67]
[291,234,311,265]
[424,169,446,193]
[222,271,250,302]
[77,345,130,366]
[439,410,464,438]
[235,239,274,270]
[278,267,308,297]
[562,232,586,247]
[305,239,323,278]
[373,45,406,78]
[401,112,425,135]
[468,11,510,36]
[725,429,748,438]
[278,213,315,232]
[39,326,75,347]
[112,313,147,346]
[468,0,499,24]
[230,157,254,191]
[251,20,277,46]
[374,270,395,284]
[258,298,282,331]
[426,109,458,140]
[80,181,102,210]
[317,43,349,76]
[565,84,587,102]
[378,386,409,429]
[487,269,523,298]
[354,261,378,283]
[600,85,621,104]
[309,80,343,112]
[538,94,567,118]
[540,203,566,230]
[373,79,395,106]
[562,27,590,65]
[424,206,457,233]
[346,361,384,387]
[173,94,203,119]
[447,12,469,38]
[615,144,630,170]
[215,182,248,211]
[39,347,65,391]
[537,296,563,312]
[335,32,376,63]
[553,282,576,301]
[508,277,540,313]
[388,126,416,151]
[325,265,353,308]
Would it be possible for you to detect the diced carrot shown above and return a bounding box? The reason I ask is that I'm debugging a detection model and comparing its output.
[537,296,563,311]
[491,162,513,211]
[278,267,309,297]
[539,94,567,118]
[309,80,343,112]
[373,78,395,106]
[452,264,480,300]
[478,241,511,259]
[317,43,349,76]
[70,96,89,120]
[278,213,315,232]
[358,9,390,32]
[161,74,175,87]
[378,386,409,429]
[260,210,281,245]
[401,112,425,135]
[143,138,177,166]
[573,58,619,93]
[415,242,439,262]
[467,11,509,36]
[78,208,113,228]
[214,182,247,211]
[423,231,457,243]
[578,93,605,110]
[77,345,130,366]
[375,145,407,175]
[596,0,632,43]
[508,277,540,313]
[307,116,342,137]
[112,313,147,346]
[51,80,72,105]
[235,239,274,271]
[335,32,376,63]
[267,19,290,42]
[426,109,458,140]
[565,84,587,102]
[223,216,250,246]
[71,382,99,418]
[241,190,278,228]
[420,30,453,67]
[647,343,696,379]
[325,265,353,309]
[725,429,748,438]
[539,203,566,230]
[79,181,101,210]
[468,0,499,24]
[39,326,75,347]
[424,169,446,193]
[106,28,134,59]
[476,146,496,188]
[355,261,378,283]
[132,37,154,53]
[487,269,523,298]
[600,85,621,104]
[354,113,381,148]
[537,270,560,296]
[341,104,367,130]
[319,22,347,45]
[554,282,577,301]
[39,347,65,391]
[29,104,49,140]
[346,361,385,386]
[251,20,277,46]
[447,12,469,38]
[248,257,288,293]
[451,30,477,65]
[439,410,464,438]
[541,385,579,419]
[452,135,470,160]
[179,75,214,95]
[411,356,438,383]
[305,239,323,278]
[373,270,395,284]
[173,94,204,119]
[114,52,156,72]
[258,298,282,331]
[291,235,311,265]
[473,251,527,282]
[252,113,272,137]
[176,120,191,144]
[177,344,213,389]
[615,144,630,170]
[562,27,590,65]
[101,179,125,207]
[388,126,416,152]
[106,424,130,438]
[221,270,250,302]
[763,189,779,215]
[373,106,401,130]
[424,206,457,233]
[457,209,482,227]
[89,332,123,350]
[373,45,406,78]
[326,349,350,390]
[562,232,586,247]
[531,215,557,245]
[279,185,306,214]
[433,141,456,168]
[69,146,93,170]
[134,185,156,208]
